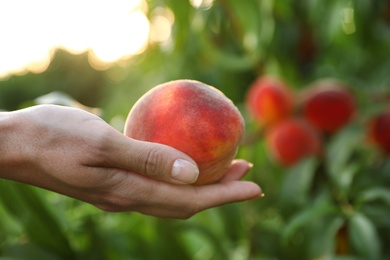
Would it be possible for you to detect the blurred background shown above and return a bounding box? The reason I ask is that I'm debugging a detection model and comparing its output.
[1,0,390,259]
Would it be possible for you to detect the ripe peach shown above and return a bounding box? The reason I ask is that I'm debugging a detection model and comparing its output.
[301,79,356,134]
[246,76,294,127]
[265,119,322,166]
[367,109,390,154]
[124,80,245,185]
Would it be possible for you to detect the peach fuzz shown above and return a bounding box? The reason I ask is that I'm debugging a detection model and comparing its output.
[301,79,356,134]
[246,76,294,127]
[124,79,245,185]
[265,119,322,166]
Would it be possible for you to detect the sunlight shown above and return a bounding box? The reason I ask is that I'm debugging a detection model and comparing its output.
[91,10,150,63]
[190,0,215,9]
[149,7,174,44]
[0,0,149,79]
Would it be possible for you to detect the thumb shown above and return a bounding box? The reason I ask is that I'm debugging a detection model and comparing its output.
[107,135,199,184]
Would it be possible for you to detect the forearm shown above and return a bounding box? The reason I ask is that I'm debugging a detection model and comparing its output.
[0,110,27,181]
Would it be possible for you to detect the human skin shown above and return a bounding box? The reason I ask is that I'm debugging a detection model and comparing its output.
[0,105,262,218]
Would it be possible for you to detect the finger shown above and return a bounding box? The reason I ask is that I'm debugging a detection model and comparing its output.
[114,172,263,217]
[106,133,199,184]
[195,181,263,209]
[218,159,254,183]
[135,181,263,219]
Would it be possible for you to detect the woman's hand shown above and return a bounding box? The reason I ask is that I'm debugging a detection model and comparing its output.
[0,105,262,218]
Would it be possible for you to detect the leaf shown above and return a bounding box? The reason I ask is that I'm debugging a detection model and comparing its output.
[326,125,363,188]
[0,196,22,236]
[0,182,74,257]
[226,0,275,52]
[2,243,62,260]
[356,187,390,208]
[308,216,345,258]
[226,0,261,39]
[338,162,360,192]
[279,157,319,213]
[348,213,381,260]
[178,221,230,260]
[153,219,193,260]
[198,31,259,71]
[282,195,336,245]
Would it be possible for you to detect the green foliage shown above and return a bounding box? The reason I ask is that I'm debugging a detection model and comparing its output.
[0,50,105,110]
[1,0,390,259]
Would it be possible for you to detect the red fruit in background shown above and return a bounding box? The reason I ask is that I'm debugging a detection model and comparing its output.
[246,76,294,127]
[367,109,390,154]
[385,0,390,24]
[301,79,356,134]
[266,119,322,166]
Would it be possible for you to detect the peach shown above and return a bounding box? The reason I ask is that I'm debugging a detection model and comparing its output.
[246,76,294,127]
[367,109,390,154]
[265,118,322,166]
[301,79,356,134]
[124,79,245,185]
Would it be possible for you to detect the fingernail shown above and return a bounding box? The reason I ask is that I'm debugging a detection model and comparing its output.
[171,159,199,184]
[251,192,265,200]
[248,162,254,169]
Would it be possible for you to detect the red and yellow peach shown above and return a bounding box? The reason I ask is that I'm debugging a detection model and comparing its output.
[301,79,356,134]
[265,118,322,166]
[124,79,245,185]
[246,76,294,127]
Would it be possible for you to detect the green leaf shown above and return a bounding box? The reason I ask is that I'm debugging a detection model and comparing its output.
[198,31,259,71]
[348,213,380,259]
[356,187,390,208]
[226,0,261,39]
[279,158,319,213]
[178,221,230,260]
[282,195,336,245]
[226,0,275,53]
[0,181,74,258]
[0,197,22,236]
[2,243,62,260]
[326,125,363,189]
[338,162,360,192]
[308,216,345,258]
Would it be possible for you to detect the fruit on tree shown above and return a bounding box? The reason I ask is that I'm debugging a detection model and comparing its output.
[246,76,294,127]
[367,109,390,154]
[301,79,356,134]
[124,79,245,185]
[265,118,322,166]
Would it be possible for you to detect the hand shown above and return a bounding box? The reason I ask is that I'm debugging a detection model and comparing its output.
[0,105,262,218]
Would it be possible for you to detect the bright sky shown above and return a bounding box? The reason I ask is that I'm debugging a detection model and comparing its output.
[0,0,151,79]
